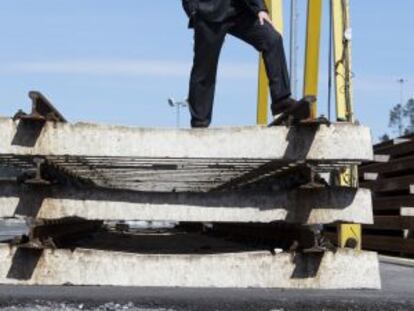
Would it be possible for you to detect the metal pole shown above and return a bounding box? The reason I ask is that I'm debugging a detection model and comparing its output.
[303,0,323,119]
[177,104,180,129]
[332,0,361,250]
[327,0,333,121]
[333,0,353,122]
[289,0,298,97]
[398,78,406,106]
[168,98,187,129]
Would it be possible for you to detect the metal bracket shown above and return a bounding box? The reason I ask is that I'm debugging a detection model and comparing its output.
[17,156,94,187]
[303,227,336,253]
[29,218,103,249]
[299,165,329,189]
[11,218,103,249]
[13,91,67,123]
[19,157,52,186]
[298,115,331,127]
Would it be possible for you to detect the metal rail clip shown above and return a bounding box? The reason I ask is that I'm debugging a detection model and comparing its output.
[13,91,67,123]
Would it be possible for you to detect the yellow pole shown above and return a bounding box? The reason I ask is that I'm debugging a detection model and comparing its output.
[333,0,354,122]
[303,0,323,119]
[332,0,361,250]
[257,0,284,125]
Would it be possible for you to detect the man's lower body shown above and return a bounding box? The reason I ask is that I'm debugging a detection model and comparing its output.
[188,12,292,128]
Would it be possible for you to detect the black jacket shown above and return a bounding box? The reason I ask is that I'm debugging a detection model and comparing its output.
[182,0,267,23]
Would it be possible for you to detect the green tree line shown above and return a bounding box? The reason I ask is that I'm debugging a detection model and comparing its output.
[380,97,414,142]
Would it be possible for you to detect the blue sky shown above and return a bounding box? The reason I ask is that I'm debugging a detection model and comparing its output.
[0,0,413,141]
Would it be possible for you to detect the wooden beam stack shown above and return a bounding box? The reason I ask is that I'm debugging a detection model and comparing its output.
[360,134,414,257]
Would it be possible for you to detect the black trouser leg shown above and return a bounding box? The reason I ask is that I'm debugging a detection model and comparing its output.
[263,30,291,115]
[189,20,226,128]
[229,15,291,116]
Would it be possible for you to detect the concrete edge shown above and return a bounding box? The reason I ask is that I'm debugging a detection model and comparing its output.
[0,185,374,224]
[0,245,381,289]
[0,118,373,160]
[379,255,414,267]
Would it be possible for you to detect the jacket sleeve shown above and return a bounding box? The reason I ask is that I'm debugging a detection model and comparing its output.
[182,0,198,17]
[243,0,268,14]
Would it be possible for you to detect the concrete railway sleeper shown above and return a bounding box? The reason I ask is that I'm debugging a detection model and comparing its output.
[0,88,378,289]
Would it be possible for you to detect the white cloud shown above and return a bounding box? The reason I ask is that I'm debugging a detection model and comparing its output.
[0,59,257,79]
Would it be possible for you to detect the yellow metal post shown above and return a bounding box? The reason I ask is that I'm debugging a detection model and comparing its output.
[333,0,354,122]
[332,0,361,250]
[257,0,284,125]
[303,0,323,119]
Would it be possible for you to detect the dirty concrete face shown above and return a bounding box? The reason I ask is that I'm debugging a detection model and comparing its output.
[0,182,373,224]
[0,117,376,197]
[0,245,381,289]
[0,118,373,160]
[0,118,379,290]
[0,119,374,192]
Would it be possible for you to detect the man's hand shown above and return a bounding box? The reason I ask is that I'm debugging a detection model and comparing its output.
[258,11,272,26]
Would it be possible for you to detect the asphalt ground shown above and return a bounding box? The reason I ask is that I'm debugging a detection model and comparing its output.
[0,261,412,311]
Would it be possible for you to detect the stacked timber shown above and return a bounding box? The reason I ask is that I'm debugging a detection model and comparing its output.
[360,134,414,257]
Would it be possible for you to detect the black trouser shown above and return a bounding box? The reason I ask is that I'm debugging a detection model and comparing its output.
[188,12,291,127]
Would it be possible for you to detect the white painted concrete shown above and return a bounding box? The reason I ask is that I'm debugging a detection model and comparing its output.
[0,118,373,161]
[380,255,414,268]
[0,183,373,224]
[0,245,381,289]
[401,208,414,216]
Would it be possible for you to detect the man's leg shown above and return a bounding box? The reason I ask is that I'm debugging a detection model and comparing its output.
[229,15,292,116]
[189,19,226,128]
